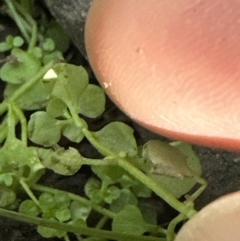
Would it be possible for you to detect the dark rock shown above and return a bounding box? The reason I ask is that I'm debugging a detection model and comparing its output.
[44,0,93,58]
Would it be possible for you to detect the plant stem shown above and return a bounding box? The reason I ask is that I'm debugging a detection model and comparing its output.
[6,104,16,141]
[188,176,207,202]
[81,155,196,218]
[76,113,197,218]
[5,0,30,42]
[82,128,115,157]
[95,215,109,229]
[69,106,117,157]
[64,234,71,241]
[0,208,166,241]
[12,104,27,145]
[28,23,38,51]
[81,157,116,166]
[14,0,36,26]
[166,213,186,241]
[117,158,197,219]
[19,179,40,207]
[0,118,8,143]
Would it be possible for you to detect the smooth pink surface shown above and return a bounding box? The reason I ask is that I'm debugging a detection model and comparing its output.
[85,0,240,151]
[175,191,240,241]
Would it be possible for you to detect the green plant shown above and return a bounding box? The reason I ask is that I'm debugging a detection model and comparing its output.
[0,1,207,241]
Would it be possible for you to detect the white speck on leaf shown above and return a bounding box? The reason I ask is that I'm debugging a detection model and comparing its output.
[43,69,58,80]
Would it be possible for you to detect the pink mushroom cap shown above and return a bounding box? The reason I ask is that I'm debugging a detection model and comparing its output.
[85,0,240,151]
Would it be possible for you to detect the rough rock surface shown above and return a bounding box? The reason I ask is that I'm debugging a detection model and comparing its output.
[44,0,93,58]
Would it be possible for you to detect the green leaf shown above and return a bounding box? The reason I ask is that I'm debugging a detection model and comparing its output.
[4,81,50,110]
[42,51,62,65]
[62,122,85,143]
[91,122,137,156]
[110,189,138,212]
[131,179,152,198]
[0,174,14,186]
[70,201,91,221]
[142,140,194,178]
[102,186,121,204]
[39,192,55,211]
[92,165,127,186]
[43,63,89,106]
[37,147,82,175]
[0,42,11,52]
[53,193,71,209]
[69,218,86,227]
[112,205,148,235]
[0,185,16,207]
[117,174,151,198]
[77,84,106,118]
[84,174,120,204]
[55,207,71,222]
[138,201,158,225]
[0,48,41,84]
[0,139,44,181]
[28,111,62,146]
[5,35,14,44]
[42,38,55,51]
[0,35,13,52]
[29,46,43,59]
[148,142,202,198]
[12,36,24,48]
[84,178,102,203]
[45,20,70,53]
[19,199,41,217]
[46,97,67,117]
[37,224,66,238]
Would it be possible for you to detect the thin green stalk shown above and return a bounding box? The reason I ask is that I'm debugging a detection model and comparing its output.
[81,157,116,166]
[19,179,40,207]
[117,158,197,219]
[64,234,71,241]
[167,213,186,241]
[145,224,167,237]
[82,128,115,157]
[68,104,89,128]
[5,0,30,42]
[12,105,27,145]
[188,176,207,202]
[69,105,117,157]
[13,0,39,50]
[75,112,197,218]
[0,208,166,241]
[32,184,116,219]
[66,150,197,218]
[14,0,36,26]
[28,23,38,51]
[6,104,16,141]
[95,215,109,229]
[0,102,8,116]
[0,118,8,143]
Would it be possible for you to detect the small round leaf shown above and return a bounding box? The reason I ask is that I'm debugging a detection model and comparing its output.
[92,122,137,156]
